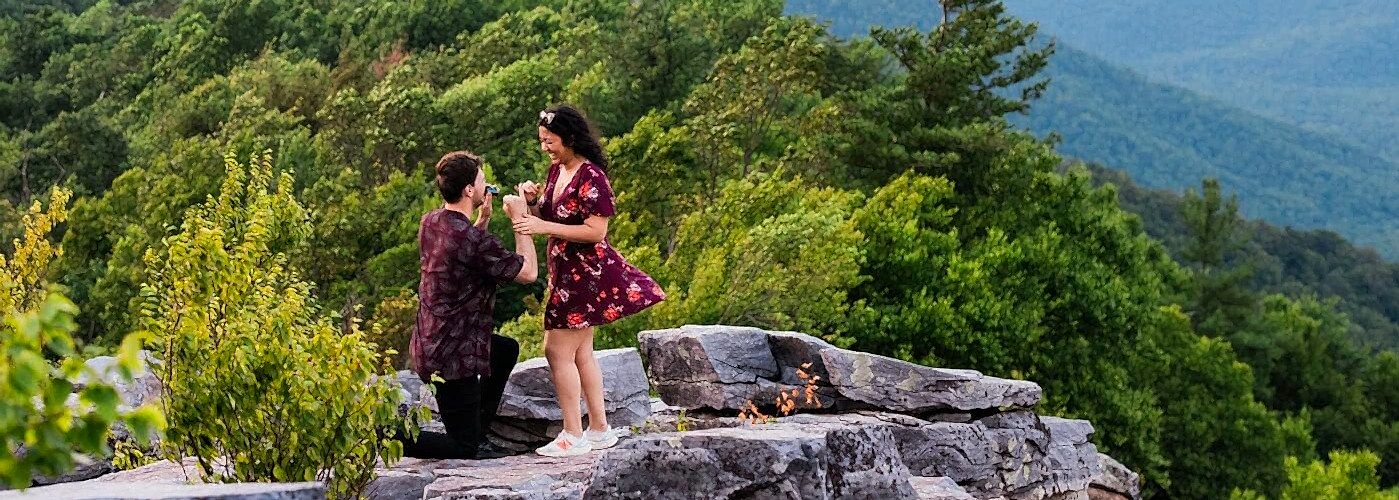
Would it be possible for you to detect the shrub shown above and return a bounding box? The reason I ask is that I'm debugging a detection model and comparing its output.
[0,188,162,489]
[138,151,405,498]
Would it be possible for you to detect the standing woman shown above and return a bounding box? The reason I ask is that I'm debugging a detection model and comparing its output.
[512,105,665,457]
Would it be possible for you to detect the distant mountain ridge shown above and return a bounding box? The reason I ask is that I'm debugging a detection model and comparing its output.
[786,0,1399,258]
[1019,45,1399,257]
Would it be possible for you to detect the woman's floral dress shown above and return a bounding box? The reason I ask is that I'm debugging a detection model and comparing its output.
[540,160,665,330]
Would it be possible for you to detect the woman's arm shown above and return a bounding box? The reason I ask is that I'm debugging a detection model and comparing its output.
[513,215,608,244]
[502,195,538,283]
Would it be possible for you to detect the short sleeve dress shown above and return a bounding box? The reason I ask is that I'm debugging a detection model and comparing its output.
[539,161,665,330]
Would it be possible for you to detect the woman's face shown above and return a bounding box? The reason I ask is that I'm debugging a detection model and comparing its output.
[539,126,571,164]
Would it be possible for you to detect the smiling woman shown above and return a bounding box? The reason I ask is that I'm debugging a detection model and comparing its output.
[510,104,665,458]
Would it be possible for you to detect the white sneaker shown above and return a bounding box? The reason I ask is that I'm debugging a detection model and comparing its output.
[584,426,620,449]
[535,430,592,457]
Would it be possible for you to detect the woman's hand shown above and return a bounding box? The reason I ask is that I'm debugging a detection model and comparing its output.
[512,214,550,236]
[516,181,541,206]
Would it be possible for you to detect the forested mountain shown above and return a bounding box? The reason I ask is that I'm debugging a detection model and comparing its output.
[1025,45,1399,257]
[790,0,1399,161]
[1093,166,1399,352]
[787,1,1399,258]
[998,0,1399,163]
[3,0,1397,497]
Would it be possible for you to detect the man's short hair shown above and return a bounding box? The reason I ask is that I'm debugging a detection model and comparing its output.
[435,151,481,203]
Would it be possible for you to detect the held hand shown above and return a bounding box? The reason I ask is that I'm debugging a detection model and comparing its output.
[512,215,548,236]
[502,195,527,220]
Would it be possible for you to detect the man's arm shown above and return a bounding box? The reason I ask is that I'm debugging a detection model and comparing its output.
[511,228,537,284]
[504,195,538,284]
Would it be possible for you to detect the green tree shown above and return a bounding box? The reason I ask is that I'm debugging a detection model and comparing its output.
[1138,306,1290,498]
[1235,451,1398,500]
[434,54,561,183]
[871,0,1053,128]
[642,172,867,340]
[1181,178,1257,337]
[26,103,128,198]
[684,17,829,184]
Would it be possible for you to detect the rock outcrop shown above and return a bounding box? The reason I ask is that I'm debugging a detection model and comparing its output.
[21,325,1141,500]
[2,459,320,500]
[641,325,1041,414]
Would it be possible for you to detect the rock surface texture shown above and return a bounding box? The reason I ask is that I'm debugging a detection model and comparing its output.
[23,325,1141,500]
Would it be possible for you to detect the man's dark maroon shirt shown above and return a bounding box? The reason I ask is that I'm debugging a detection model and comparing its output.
[411,209,523,381]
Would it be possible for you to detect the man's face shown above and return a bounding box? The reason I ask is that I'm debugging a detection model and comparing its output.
[469,167,486,205]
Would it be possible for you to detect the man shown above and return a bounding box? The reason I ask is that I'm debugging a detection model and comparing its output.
[404,150,536,459]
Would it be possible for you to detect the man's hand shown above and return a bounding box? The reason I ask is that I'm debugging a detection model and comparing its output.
[503,195,527,220]
[474,192,493,229]
[478,192,494,219]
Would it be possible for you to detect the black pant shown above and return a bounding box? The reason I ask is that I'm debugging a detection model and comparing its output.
[399,334,519,459]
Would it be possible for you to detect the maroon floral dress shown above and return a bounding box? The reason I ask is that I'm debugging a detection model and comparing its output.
[540,161,665,330]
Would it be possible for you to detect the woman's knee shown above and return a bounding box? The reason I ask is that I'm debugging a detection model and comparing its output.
[544,340,575,363]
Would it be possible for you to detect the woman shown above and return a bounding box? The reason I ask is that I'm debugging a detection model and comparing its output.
[512,105,665,457]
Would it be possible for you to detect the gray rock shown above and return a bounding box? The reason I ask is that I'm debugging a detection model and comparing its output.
[822,349,1041,413]
[888,420,999,489]
[393,369,438,415]
[0,481,324,499]
[821,424,919,499]
[584,420,915,499]
[76,352,163,410]
[1090,454,1140,500]
[640,325,1041,415]
[393,370,427,414]
[497,348,650,426]
[641,326,779,383]
[366,469,434,500]
[409,455,595,500]
[84,458,239,486]
[1039,417,1100,499]
[782,411,1099,500]
[472,349,649,450]
[1042,417,1094,446]
[641,326,787,411]
[31,455,113,486]
[911,476,976,500]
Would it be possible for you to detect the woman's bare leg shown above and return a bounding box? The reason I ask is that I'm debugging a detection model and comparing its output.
[544,328,587,436]
[573,327,609,431]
